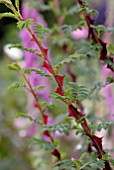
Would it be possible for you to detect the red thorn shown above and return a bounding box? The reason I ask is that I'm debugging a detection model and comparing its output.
[92,135,103,151]
[51,149,61,160]
[99,42,107,61]
[44,114,48,124]
[56,75,64,87]
[68,105,76,118]
[34,103,39,108]
[55,87,63,96]
[44,130,50,137]
[43,60,52,74]
[42,47,48,58]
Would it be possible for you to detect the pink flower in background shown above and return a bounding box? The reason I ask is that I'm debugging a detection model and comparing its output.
[13,117,29,128]
[25,123,37,137]
[71,26,88,40]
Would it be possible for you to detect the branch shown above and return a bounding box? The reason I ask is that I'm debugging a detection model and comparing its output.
[17,3,112,169]
[17,62,61,162]
[76,0,114,72]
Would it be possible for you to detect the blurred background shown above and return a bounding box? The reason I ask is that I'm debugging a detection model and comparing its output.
[0,0,114,170]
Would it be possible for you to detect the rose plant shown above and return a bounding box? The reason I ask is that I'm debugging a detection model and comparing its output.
[1,0,114,169]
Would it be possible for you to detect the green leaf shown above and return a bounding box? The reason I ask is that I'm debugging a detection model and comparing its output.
[105,27,114,32]
[55,159,74,169]
[13,113,39,123]
[104,59,114,70]
[92,121,114,132]
[68,82,90,102]
[43,118,74,136]
[24,68,52,78]
[33,86,45,93]
[15,0,19,10]
[34,24,51,39]
[94,160,105,169]
[39,101,55,110]
[80,152,105,169]
[55,158,82,169]
[76,116,85,124]
[0,12,17,20]
[79,7,98,16]
[90,81,106,95]
[54,51,85,73]
[102,154,111,161]
[61,25,77,33]
[80,162,91,169]
[50,92,66,101]
[33,138,55,151]
[0,0,11,3]
[91,25,114,35]
[17,19,33,30]
[13,112,27,118]
[106,77,114,84]
[90,25,107,37]
[91,25,105,32]
[108,44,114,56]
[55,152,105,170]
[81,1,90,8]
[6,82,26,92]
[91,152,99,160]
[43,124,71,136]
[60,20,85,34]
[7,62,20,72]
[0,0,13,9]
[110,159,114,166]
[9,44,38,54]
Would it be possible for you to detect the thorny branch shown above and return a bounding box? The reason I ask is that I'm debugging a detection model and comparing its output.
[3,0,112,169]
[20,1,112,169]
